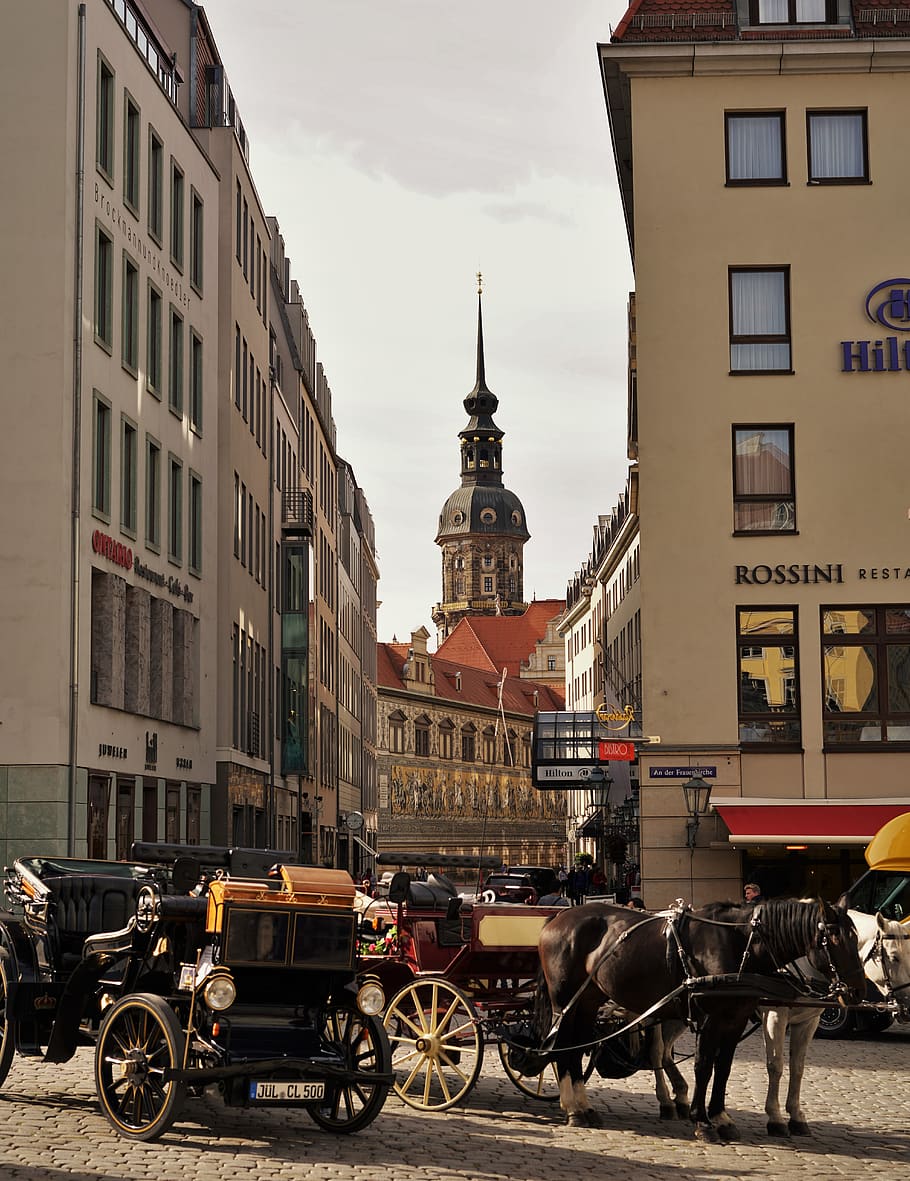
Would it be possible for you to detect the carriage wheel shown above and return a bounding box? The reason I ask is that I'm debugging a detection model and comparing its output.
[0,958,15,1089]
[94,994,186,1141]
[307,1001,391,1134]
[497,1041,596,1101]
[384,977,483,1111]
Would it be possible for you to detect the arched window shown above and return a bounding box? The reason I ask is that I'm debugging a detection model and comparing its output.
[415,715,431,758]
[438,718,455,760]
[461,723,476,762]
[388,710,406,754]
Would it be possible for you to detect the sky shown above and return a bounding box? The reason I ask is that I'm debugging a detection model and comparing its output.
[207,0,635,645]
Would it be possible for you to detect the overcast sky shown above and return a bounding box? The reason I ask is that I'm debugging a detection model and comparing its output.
[207,0,634,645]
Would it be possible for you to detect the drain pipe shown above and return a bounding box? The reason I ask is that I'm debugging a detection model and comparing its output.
[68,5,87,854]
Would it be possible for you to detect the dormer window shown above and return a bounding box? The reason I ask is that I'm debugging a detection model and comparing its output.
[750,0,835,24]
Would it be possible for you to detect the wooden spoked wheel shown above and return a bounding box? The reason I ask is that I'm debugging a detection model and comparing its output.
[383,977,483,1110]
[94,994,186,1141]
[0,958,14,1090]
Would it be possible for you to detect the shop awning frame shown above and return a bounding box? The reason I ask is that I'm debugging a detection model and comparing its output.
[711,797,910,846]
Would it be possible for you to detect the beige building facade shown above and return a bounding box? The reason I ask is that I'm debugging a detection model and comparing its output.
[0,0,377,870]
[599,0,910,906]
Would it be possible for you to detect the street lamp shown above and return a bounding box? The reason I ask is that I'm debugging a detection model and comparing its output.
[683,775,712,849]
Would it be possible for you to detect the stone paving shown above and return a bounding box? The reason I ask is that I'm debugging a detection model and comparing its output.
[0,1025,907,1181]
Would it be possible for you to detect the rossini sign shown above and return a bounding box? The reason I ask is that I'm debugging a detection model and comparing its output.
[842,278,910,372]
[735,563,910,584]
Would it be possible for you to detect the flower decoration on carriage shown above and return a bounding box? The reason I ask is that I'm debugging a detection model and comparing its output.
[360,924,400,956]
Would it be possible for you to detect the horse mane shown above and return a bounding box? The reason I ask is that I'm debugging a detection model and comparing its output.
[756,898,834,964]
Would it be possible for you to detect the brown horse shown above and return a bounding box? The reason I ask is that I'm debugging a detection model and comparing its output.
[534,898,865,1142]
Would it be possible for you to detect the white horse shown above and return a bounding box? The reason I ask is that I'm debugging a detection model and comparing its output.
[762,910,910,1137]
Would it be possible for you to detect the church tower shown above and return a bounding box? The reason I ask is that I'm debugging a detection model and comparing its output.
[432,278,530,644]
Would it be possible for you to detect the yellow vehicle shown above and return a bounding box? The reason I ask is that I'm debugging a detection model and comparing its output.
[846,811,910,924]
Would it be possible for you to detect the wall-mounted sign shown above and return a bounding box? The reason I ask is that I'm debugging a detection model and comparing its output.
[843,278,910,372]
[649,766,717,779]
[98,743,127,759]
[599,740,636,761]
[92,530,132,571]
[594,703,635,729]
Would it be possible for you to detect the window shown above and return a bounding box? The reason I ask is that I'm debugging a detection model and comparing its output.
[190,189,204,290]
[168,455,183,563]
[415,718,430,757]
[92,393,111,518]
[733,426,795,533]
[725,112,785,184]
[482,726,496,764]
[822,607,910,745]
[808,110,868,184]
[750,0,835,23]
[169,308,183,415]
[122,254,139,372]
[147,283,162,396]
[123,94,140,212]
[235,180,242,262]
[461,725,476,762]
[189,472,202,574]
[548,656,557,671]
[148,130,163,242]
[190,331,203,434]
[439,720,454,760]
[94,225,113,349]
[121,417,137,534]
[737,607,801,745]
[170,159,184,268]
[146,436,161,550]
[484,576,494,593]
[729,267,791,373]
[389,712,405,754]
[96,56,114,180]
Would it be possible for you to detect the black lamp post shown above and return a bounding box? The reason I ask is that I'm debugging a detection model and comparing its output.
[683,775,712,849]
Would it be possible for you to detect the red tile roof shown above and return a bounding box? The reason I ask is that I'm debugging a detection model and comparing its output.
[435,599,565,676]
[610,0,910,42]
[377,642,564,715]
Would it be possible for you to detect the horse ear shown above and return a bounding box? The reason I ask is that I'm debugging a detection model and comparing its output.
[834,894,849,913]
[876,910,888,931]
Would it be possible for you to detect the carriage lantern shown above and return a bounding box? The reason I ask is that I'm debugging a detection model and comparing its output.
[683,775,712,848]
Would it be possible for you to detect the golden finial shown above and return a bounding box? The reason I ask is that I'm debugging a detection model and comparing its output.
[476,271,483,295]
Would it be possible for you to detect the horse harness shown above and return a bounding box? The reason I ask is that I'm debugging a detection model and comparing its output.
[862,926,910,1013]
[543,900,852,1054]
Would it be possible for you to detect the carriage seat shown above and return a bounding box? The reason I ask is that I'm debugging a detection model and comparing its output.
[44,875,140,967]
[406,872,459,909]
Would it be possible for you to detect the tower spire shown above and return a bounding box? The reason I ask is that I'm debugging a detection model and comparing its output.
[474,272,488,394]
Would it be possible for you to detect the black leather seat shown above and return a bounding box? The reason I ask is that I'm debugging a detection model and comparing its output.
[44,875,140,965]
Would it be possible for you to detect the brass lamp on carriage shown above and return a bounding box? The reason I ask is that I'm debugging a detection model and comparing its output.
[683,775,712,849]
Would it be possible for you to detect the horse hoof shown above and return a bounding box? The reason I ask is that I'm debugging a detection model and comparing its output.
[566,1112,588,1127]
[585,1109,603,1128]
[717,1123,741,1143]
[789,1120,811,1137]
[693,1123,721,1144]
[659,1104,677,1121]
[675,1102,691,1120]
[767,1122,790,1138]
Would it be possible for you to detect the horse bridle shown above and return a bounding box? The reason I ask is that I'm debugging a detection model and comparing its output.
[862,927,910,1013]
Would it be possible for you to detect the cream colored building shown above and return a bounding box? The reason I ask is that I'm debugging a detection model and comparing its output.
[599,0,910,906]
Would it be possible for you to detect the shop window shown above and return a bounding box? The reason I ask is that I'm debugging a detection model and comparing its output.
[822,606,910,745]
[737,607,801,745]
[729,267,791,373]
[733,426,795,533]
[88,774,111,859]
[725,112,786,185]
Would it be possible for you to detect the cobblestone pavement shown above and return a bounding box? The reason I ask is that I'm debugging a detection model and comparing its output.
[0,1025,907,1181]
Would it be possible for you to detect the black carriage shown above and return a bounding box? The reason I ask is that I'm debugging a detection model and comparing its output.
[0,844,392,1140]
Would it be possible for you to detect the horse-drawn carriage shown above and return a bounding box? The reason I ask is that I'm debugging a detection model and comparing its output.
[0,843,392,1140]
[356,852,641,1111]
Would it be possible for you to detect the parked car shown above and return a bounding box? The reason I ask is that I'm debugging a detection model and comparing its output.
[481,873,538,904]
[506,866,560,897]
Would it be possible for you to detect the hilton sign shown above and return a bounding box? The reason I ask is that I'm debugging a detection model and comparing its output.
[842,278,910,371]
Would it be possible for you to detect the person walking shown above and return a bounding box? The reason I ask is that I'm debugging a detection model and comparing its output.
[743,881,763,905]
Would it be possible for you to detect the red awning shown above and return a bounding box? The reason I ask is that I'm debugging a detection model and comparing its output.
[711,799,910,845]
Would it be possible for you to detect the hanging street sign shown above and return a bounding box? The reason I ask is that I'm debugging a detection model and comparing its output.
[598,740,636,761]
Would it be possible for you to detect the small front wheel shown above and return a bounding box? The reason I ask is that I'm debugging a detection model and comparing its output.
[94,993,186,1140]
[814,1003,856,1039]
[0,956,15,1089]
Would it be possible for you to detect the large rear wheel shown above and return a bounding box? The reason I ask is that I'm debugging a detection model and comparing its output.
[307,1002,391,1134]
[94,993,186,1141]
[497,1039,596,1101]
[384,977,483,1110]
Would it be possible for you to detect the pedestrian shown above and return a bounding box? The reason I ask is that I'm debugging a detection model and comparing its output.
[627,897,646,910]
[743,881,763,905]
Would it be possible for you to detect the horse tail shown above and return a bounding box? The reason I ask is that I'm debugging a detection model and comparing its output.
[530,966,554,1047]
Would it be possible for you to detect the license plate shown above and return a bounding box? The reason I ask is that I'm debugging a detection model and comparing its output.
[249,1080,325,1102]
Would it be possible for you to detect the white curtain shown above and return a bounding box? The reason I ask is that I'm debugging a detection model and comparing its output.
[731,271,789,370]
[758,0,788,21]
[728,116,782,180]
[810,114,863,179]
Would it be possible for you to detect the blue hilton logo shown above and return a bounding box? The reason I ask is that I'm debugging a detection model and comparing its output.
[842,278,910,371]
